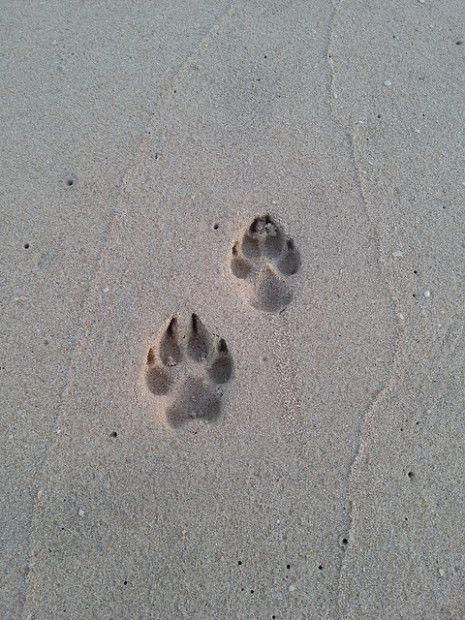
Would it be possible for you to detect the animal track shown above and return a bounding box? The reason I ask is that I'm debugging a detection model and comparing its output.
[145,314,233,428]
[230,215,301,312]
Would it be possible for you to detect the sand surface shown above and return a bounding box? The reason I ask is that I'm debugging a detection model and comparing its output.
[2,1,464,619]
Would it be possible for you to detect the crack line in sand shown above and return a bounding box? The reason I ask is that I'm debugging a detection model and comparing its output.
[328,2,404,598]
[335,124,465,617]
[326,0,346,118]
[20,4,237,616]
[326,2,401,609]
[334,122,404,618]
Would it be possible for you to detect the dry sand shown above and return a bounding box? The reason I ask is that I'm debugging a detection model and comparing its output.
[1,1,464,619]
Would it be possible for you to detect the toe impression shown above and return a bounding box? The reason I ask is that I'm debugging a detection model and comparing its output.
[208,338,233,384]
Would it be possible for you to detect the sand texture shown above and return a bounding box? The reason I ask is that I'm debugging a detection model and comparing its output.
[1,1,464,619]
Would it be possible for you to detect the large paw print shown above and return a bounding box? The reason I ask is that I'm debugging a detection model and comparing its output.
[145,314,233,428]
[230,215,301,312]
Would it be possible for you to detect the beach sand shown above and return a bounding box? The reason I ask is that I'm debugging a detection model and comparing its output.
[2,1,464,619]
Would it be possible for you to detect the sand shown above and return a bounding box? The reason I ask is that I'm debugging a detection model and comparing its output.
[1,1,464,619]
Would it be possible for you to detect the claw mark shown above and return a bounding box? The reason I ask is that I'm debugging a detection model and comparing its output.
[147,347,155,365]
[159,317,182,367]
[187,313,209,362]
[208,338,234,384]
[231,242,253,279]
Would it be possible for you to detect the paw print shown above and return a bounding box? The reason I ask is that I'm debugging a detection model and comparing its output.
[230,215,301,312]
[145,314,233,428]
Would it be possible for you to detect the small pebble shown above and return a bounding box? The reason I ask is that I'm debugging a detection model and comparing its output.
[383,80,392,87]
[439,568,445,577]
[392,250,403,258]
[423,289,431,298]
[78,508,85,516]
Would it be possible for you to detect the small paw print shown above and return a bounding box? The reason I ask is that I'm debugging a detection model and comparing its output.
[230,215,301,312]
